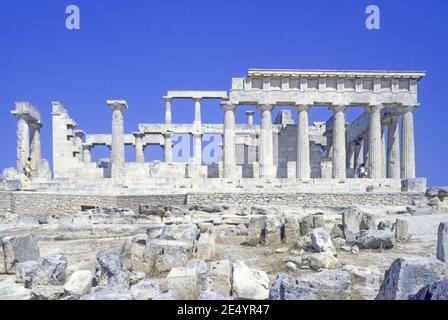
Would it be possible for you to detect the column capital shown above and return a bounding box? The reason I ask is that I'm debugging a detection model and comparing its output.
[133,132,145,139]
[400,105,419,113]
[74,130,85,138]
[163,96,173,102]
[364,104,383,113]
[221,101,237,112]
[193,97,202,103]
[107,100,128,111]
[163,131,174,138]
[28,121,43,130]
[329,105,346,113]
[82,143,93,150]
[245,110,255,116]
[295,104,310,112]
[257,104,274,112]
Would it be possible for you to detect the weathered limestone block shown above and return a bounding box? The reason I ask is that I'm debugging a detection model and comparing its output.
[31,285,65,300]
[192,204,227,213]
[145,240,192,275]
[270,269,351,300]
[0,242,5,274]
[330,223,344,239]
[15,260,39,288]
[308,252,338,271]
[33,255,67,287]
[130,279,161,300]
[342,208,362,243]
[437,222,448,263]
[64,270,94,298]
[377,220,392,231]
[199,290,233,300]
[264,215,283,246]
[166,267,199,300]
[146,223,165,239]
[376,257,448,300]
[96,248,130,290]
[283,214,300,246]
[395,219,410,242]
[186,259,208,284]
[299,215,314,236]
[160,224,199,248]
[130,234,151,274]
[410,280,448,300]
[356,230,394,250]
[1,235,40,274]
[80,287,134,300]
[232,261,269,300]
[246,215,267,246]
[35,159,52,179]
[205,260,231,295]
[195,231,216,261]
[309,228,335,253]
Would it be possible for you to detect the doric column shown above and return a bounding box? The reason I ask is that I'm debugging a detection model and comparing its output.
[382,126,387,178]
[29,122,42,170]
[246,111,255,125]
[363,136,370,169]
[82,144,92,163]
[257,104,274,178]
[330,105,346,179]
[365,105,384,179]
[13,114,30,173]
[222,102,237,178]
[107,100,128,179]
[134,133,145,163]
[401,106,417,179]
[164,132,173,164]
[193,98,202,126]
[295,105,310,180]
[193,98,202,165]
[164,97,172,125]
[387,116,400,179]
[346,143,355,170]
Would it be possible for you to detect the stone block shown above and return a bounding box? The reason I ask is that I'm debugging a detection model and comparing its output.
[437,222,448,263]
[130,279,161,300]
[166,267,199,300]
[283,214,300,246]
[395,219,410,242]
[205,260,231,295]
[356,230,394,250]
[246,215,267,246]
[33,255,68,287]
[64,270,95,298]
[232,261,269,300]
[401,178,427,192]
[195,232,216,261]
[1,235,40,274]
[31,285,65,301]
[342,208,362,243]
[145,240,192,275]
[15,260,39,288]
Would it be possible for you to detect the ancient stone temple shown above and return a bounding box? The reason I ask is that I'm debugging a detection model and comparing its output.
[11,68,424,194]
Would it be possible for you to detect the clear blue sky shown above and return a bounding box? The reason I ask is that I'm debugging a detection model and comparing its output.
[0,0,447,186]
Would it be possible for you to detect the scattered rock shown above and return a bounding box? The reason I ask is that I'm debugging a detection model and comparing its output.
[264,215,283,246]
[377,220,392,231]
[309,228,334,253]
[96,248,129,290]
[342,208,362,242]
[232,261,269,300]
[330,223,344,239]
[186,259,208,283]
[299,215,314,236]
[15,261,39,288]
[283,215,300,246]
[31,285,65,300]
[1,235,40,274]
[160,224,199,247]
[205,260,231,295]
[80,287,134,300]
[376,257,448,300]
[33,255,67,286]
[269,273,316,300]
[410,280,448,300]
[195,229,216,260]
[166,267,199,300]
[199,290,233,300]
[64,270,94,298]
[144,240,192,275]
[246,215,267,246]
[308,252,338,271]
[360,214,376,231]
[192,205,226,213]
[395,219,410,242]
[146,223,165,239]
[356,230,394,250]
[285,261,297,271]
[130,279,161,300]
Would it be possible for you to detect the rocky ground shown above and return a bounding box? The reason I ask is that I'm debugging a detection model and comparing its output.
[0,187,448,300]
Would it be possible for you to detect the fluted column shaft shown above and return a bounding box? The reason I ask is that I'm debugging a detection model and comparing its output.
[331,105,346,179]
[387,116,400,179]
[401,106,416,179]
[15,115,30,173]
[193,98,202,165]
[29,122,42,170]
[222,102,237,178]
[164,97,172,125]
[296,105,310,180]
[354,140,363,170]
[366,105,383,179]
[258,104,274,178]
[134,134,145,163]
[164,132,173,164]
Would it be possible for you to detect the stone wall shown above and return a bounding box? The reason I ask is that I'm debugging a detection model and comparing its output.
[185,192,418,207]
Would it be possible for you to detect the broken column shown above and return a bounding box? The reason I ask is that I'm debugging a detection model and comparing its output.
[29,122,42,170]
[437,222,448,263]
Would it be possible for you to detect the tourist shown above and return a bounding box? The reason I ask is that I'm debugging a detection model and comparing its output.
[358,163,367,178]
[24,157,32,178]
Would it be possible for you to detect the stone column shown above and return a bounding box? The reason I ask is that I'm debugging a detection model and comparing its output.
[164,97,172,125]
[354,140,363,171]
[246,111,255,125]
[257,104,274,178]
[29,122,42,170]
[82,144,93,163]
[346,143,355,171]
[222,102,237,178]
[295,105,310,180]
[387,116,400,179]
[74,130,85,161]
[134,133,145,163]
[363,136,370,170]
[381,126,387,178]
[330,105,346,179]
[401,106,417,179]
[365,105,383,179]
[193,98,202,165]
[164,132,173,164]
[107,100,128,179]
[13,114,30,173]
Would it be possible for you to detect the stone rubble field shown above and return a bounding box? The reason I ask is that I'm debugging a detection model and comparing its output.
[0,187,448,300]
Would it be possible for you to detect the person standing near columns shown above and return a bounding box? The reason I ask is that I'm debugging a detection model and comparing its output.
[401,105,417,179]
[257,104,274,178]
[365,104,384,179]
[387,115,400,179]
[134,132,145,163]
[295,105,310,180]
[29,122,42,171]
[193,98,202,165]
[330,105,346,179]
[164,131,173,164]
[107,100,128,179]
[222,102,237,178]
